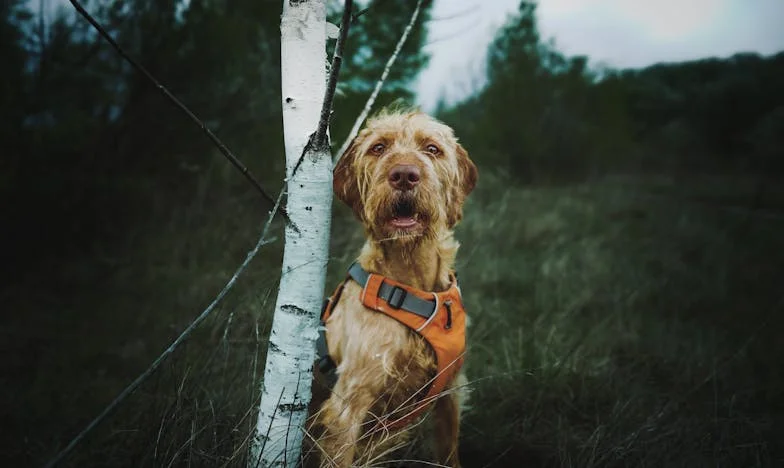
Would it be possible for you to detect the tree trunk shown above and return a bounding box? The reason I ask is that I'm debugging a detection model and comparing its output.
[250,1,331,466]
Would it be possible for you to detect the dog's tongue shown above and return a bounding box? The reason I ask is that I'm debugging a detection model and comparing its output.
[390,216,417,228]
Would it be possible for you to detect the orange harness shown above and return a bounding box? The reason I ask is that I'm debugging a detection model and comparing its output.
[318,262,467,430]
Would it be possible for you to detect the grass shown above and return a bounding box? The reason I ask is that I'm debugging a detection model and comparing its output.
[3,169,783,467]
[456,172,784,467]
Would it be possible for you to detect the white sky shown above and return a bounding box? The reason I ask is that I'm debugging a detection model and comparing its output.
[415,0,784,110]
[38,0,784,111]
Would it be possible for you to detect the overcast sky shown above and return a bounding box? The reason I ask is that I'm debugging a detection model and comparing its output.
[40,0,784,111]
[416,0,784,110]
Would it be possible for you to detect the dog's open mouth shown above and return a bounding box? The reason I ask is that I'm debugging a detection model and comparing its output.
[390,216,418,228]
[388,198,422,230]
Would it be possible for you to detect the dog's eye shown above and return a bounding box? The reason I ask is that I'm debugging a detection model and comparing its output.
[370,143,386,155]
[425,144,441,156]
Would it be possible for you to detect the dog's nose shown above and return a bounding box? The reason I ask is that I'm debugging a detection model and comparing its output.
[388,165,421,191]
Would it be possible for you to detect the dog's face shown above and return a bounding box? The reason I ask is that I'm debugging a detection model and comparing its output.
[334,111,477,242]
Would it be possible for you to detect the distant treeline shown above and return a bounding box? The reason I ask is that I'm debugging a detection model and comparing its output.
[0,0,432,273]
[439,2,784,182]
[2,0,782,271]
[620,52,784,173]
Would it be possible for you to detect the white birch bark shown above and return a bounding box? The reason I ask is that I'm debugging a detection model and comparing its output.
[250,1,331,466]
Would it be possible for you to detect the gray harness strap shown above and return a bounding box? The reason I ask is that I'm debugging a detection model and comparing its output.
[316,282,346,389]
[316,321,338,387]
[347,262,437,319]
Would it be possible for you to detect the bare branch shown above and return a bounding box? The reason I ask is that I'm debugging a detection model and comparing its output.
[425,23,481,47]
[352,6,371,22]
[43,187,286,468]
[254,387,287,468]
[334,0,425,162]
[314,0,354,149]
[66,0,291,226]
[430,4,480,22]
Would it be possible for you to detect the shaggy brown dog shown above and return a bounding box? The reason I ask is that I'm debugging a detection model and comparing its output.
[308,110,477,467]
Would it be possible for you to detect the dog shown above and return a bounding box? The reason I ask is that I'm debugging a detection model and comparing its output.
[307,110,477,467]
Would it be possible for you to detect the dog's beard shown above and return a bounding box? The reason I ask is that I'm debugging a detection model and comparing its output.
[370,192,434,242]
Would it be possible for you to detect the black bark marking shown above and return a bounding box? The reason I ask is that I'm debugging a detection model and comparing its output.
[278,402,307,412]
[281,304,309,316]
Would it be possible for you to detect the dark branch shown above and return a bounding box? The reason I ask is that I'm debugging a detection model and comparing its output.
[352,6,370,22]
[255,387,287,468]
[66,0,291,226]
[313,0,354,149]
[430,4,479,22]
[335,0,425,162]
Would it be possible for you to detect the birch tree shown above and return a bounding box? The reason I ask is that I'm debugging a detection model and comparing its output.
[250,0,349,465]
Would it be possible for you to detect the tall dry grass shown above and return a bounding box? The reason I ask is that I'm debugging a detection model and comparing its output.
[6,169,783,467]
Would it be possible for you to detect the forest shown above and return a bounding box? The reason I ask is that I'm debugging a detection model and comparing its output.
[2,0,783,466]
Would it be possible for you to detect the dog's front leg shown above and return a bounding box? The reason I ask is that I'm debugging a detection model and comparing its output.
[316,374,378,468]
[433,391,462,468]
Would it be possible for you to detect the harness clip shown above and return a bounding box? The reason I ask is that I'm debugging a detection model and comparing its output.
[444,300,453,330]
[388,286,407,309]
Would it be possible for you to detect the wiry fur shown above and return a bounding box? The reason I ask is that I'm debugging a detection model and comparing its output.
[306,110,477,467]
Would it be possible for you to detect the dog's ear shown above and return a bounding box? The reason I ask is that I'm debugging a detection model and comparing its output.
[333,137,364,219]
[446,143,478,228]
[457,143,478,197]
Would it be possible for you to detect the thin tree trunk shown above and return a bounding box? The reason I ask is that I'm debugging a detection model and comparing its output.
[250,1,331,466]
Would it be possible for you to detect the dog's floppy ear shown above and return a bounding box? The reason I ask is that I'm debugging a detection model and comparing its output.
[446,143,478,227]
[333,137,364,219]
[457,143,478,197]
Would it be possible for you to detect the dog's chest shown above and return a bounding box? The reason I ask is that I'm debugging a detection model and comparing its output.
[325,281,435,372]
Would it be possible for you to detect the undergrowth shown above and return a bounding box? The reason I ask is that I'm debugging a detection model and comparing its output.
[3,170,783,467]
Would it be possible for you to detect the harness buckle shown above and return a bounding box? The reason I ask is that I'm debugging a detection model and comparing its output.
[388,286,407,309]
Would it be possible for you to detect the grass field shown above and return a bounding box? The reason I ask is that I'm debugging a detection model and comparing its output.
[3,171,783,467]
[457,173,784,467]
